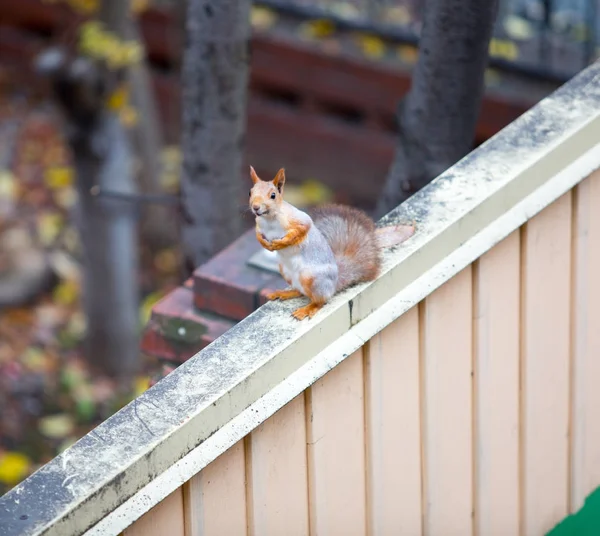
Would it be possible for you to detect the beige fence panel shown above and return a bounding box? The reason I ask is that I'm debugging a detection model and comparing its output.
[474,231,521,536]
[246,394,309,536]
[123,489,184,536]
[521,192,573,534]
[421,267,474,535]
[183,442,247,536]
[307,350,367,536]
[365,307,422,535]
[571,169,600,511]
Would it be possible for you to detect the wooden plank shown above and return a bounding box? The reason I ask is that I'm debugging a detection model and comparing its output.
[307,350,367,536]
[473,232,520,535]
[124,488,184,536]
[366,306,422,535]
[183,441,247,536]
[421,266,473,536]
[571,170,600,510]
[521,192,572,534]
[247,395,309,536]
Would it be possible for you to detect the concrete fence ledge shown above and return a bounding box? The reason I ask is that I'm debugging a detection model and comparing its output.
[1,61,600,536]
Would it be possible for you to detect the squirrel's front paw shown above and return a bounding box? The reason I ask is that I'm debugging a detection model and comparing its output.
[292,302,324,320]
[255,231,274,251]
[266,289,302,301]
[261,239,275,251]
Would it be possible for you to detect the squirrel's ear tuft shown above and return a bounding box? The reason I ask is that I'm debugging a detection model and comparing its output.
[250,166,260,184]
[273,168,286,193]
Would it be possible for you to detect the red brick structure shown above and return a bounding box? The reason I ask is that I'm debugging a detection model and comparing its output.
[140,229,287,366]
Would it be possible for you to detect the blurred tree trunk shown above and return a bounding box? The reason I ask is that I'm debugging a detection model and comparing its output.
[37,0,141,383]
[375,0,499,217]
[180,0,251,268]
[128,20,177,248]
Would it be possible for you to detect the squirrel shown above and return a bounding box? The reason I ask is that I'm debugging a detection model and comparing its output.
[249,166,381,320]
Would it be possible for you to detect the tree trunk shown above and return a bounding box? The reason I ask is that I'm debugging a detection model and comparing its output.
[36,0,141,382]
[128,20,177,248]
[375,0,499,217]
[73,115,139,382]
[100,3,174,248]
[180,0,251,267]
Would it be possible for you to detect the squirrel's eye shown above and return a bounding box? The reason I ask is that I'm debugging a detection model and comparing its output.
[249,190,251,197]
[270,192,276,199]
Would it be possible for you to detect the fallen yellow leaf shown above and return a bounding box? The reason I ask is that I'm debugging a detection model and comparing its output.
[488,38,519,61]
[38,212,64,246]
[134,376,150,396]
[21,347,47,373]
[251,6,277,30]
[106,84,130,111]
[44,166,74,189]
[300,19,336,40]
[300,180,333,204]
[140,291,164,325]
[0,170,17,200]
[355,33,386,59]
[53,280,80,306]
[39,414,75,439]
[0,452,31,485]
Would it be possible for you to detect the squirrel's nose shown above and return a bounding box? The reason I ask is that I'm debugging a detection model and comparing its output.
[252,204,260,211]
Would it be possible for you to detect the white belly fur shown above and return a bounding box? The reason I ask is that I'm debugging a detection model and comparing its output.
[278,248,305,292]
[258,218,306,293]
[257,211,338,299]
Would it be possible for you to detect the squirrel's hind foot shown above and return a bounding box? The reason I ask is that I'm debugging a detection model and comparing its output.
[292,302,324,320]
[266,289,303,301]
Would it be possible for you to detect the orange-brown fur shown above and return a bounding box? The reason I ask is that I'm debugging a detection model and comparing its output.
[265,220,309,251]
[310,204,381,290]
[292,274,325,320]
[266,289,302,301]
[292,302,324,320]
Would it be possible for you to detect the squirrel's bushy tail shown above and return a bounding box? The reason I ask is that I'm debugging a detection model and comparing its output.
[311,204,381,292]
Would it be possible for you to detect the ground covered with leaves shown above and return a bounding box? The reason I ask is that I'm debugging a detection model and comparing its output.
[0,82,182,495]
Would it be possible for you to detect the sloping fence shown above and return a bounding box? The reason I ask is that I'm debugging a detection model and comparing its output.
[1,60,600,536]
